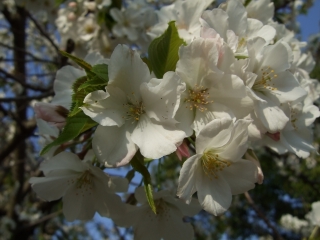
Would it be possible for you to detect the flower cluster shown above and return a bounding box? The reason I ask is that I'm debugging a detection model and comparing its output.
[29,0,320,239]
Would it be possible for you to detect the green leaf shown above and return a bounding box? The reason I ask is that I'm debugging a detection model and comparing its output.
[59,51,92,71]
[40,111,97,155]
[91,64,109,80]
[235,55,249,60]
[130,154,157,214]
[148,21,186,78]
[78,75,108,91]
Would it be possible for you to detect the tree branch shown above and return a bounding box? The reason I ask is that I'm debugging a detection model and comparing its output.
[0,68,50,92]
[25,10,60,55]
[244,192,284,240]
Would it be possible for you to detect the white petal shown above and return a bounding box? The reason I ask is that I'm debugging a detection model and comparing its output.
[196,118,233,154]
[82,86,127,127]
[177,154,202,204]
[141,71,185,123]
[176,38,220,88]
[40,152,85,175]
[196,171,232,216]
[201,9,228,39]
[131,115,185,159]
[108,45,150,97]
[219,119,251,161]
[52,66,85,110]
[254,100,289,132]
[93,124,138,167]
[222,159,257,195]
[29,175,73,201]
[63,183,96,221]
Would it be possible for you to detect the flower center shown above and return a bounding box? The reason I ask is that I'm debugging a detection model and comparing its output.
[253,66,278,92]
[122,92,145,122]
[201,151,231,179]
[66,170,94,197]
[76,170,93,189]
[237,37,247,52]
[290,109,298,130]
[85,24,95,34]
[184,85,213,112]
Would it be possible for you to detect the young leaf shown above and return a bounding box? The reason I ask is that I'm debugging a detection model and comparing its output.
[60,51,92,71]
[40,111,97,155]
[91,64,109,80]
[148,21,186,78]
[130,154,157,214]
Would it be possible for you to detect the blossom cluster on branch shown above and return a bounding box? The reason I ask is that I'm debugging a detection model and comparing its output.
[2,0,316,238]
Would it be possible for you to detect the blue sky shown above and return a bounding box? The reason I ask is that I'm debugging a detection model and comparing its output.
[297,0,320,40]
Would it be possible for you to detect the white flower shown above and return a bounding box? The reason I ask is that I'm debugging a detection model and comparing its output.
[29,151,127,221]
[177,118,258,216]
[114,187,201,240]
[201,0,276,56]
[234,40,307,133]
[52,52,109,110]
[280,214,308,233]
[175,37,253,136]
[82,44,186,166]
[245,0,274,24]
[149,0,212,43]
[110,8,142,41]
[259,97,320,158]
[306,201,320,226]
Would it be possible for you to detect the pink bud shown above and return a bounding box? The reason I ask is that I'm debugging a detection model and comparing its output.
[68,2,77,8]
[34,103,68,129]
[67,12,76,21]
[176,141,190,161]
[266,132,280,141]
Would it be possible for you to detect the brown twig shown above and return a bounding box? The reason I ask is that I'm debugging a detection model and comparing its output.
[244,192,284,240]
[0,68,50,92]
[0,91,54,102]
[25,10,60,55]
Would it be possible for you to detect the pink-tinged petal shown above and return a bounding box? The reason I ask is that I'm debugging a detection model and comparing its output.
[93,124,138,167]
[177,154,202,204]
[222,160,257,195]
[176,141,190,161]
[196,118,233,154]
[108,45,150,97]
[266,132,280,141]
[34,103,67,128]
[131,115,185,159]
[196,171,232,216]
[29,175,74,201]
